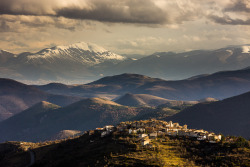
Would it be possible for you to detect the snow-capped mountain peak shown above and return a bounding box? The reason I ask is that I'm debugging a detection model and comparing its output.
[54,42,108,53]
[24,42,126,66]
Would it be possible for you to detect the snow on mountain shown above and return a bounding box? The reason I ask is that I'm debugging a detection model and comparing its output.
[226,50,233,54]
[24,42,126,66]
[241,45,250,53]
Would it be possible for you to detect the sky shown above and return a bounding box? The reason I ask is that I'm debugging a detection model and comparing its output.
[0,0,250,55]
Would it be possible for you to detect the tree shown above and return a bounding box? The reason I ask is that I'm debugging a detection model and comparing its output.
[220,134,225,143]
[234,136,248,148]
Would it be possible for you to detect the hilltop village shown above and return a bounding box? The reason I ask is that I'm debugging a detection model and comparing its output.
[87,119,222,146]
[1,119,249,167]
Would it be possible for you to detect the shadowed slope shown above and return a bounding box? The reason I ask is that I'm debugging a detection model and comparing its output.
[0,98,139,142]
[0,101,60,141]
[0,78,83,121]
[167,91,250,139]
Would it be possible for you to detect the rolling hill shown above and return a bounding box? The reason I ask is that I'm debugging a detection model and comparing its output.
[0,98,143,142]
[115,93,170,107]
[0,78,83,121]
[115,93,198,107]
[36,73,163,99]
[166,91,250,139]
[0,101,60,141]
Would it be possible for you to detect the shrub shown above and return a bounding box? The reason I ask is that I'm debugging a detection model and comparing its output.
[233,137,249,148]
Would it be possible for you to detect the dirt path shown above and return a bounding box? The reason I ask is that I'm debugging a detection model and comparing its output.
[26,149,35,167]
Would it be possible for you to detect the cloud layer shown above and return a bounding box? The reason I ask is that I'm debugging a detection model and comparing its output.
[0,0,206,25]
[1,0,250,30]
[0,0,250,54]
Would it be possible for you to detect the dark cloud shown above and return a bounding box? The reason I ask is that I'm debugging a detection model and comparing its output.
[19,17,77,31]
[208,0,250,25]
[224,0,250,13]
[209,14,250,25]
[0,15,89,32]
[0,0,168,24]
[0,0,201,26]
[55,0,169,24]
[0,0,54,16]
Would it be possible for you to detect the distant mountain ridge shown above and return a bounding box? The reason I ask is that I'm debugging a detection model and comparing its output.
[1,44,250,82]
[105,45,250,80]
[0,42,127,81]
[37,68,250,101]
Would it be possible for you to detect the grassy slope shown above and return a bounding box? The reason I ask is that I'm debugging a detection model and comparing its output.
[115,93,172,107]
[0,132,249,167]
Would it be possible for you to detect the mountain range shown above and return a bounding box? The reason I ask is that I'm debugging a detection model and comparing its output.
[1,43,250,83]
[1,89,249,142]
[0,71,250,141]
[0,92,198,142]
[37,68,250,101]
[106,45,250,80]
[0,63,250,141]
[0,42,127,82]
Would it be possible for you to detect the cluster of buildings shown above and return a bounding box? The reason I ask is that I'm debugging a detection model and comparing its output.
[88,125,115,137]
[88,119,222,146]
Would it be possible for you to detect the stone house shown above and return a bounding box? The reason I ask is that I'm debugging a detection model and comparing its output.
[139,134,148,138]
[141,138,150,146]
[149,132,158,139]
